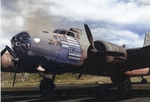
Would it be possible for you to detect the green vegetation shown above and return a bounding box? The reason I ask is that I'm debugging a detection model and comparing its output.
[55,73,112,84]
[1,72,112,87]
[1,72,150,88]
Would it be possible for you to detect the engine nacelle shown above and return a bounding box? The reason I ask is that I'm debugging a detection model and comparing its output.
[94,40,127,63]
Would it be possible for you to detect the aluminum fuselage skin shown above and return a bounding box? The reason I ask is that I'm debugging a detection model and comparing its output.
[1,30,150,77]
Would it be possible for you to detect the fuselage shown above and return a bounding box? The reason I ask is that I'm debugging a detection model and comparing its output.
[10,28,89,73]
[2,28,150,77]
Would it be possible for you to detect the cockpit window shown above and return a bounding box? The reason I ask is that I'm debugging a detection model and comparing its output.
[67,31,75,38]
[53,30,67,34]
[53,29,76,38]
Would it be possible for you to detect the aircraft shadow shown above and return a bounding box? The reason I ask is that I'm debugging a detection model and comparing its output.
[1,83,150,102]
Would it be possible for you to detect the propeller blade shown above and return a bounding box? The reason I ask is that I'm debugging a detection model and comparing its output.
[5,46,17,58]
[84,24,96,52]
[78,73,82,79]
[78,59,92,79]
[1,46,16,58]
[1,48,6,56]
[13,72,17,87]
[97,51,125,57]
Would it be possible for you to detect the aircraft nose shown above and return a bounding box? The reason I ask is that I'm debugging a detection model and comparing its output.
[11,31,31,57]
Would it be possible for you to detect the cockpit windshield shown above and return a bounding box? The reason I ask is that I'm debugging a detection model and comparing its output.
[53,30,67,35]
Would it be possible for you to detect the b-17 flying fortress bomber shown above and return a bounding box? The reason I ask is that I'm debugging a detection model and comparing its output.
[1,24,150,98]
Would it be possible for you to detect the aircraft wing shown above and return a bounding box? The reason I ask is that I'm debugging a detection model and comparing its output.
[79,25,150,78]
[126,32,150,71]
[126,45,150,71]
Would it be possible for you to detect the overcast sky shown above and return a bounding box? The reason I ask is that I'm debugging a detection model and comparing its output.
[1,0,150,50]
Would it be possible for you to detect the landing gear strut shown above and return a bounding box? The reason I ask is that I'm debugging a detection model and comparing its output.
[39,73,56,97]
[111,76,131,99]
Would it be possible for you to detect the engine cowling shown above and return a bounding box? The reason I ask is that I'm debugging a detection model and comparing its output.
[94,40,127,63]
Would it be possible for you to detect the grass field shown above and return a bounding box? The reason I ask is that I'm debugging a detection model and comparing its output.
[1,72,150,87]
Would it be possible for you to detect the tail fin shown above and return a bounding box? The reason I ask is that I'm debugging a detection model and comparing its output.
[143,32,150,47]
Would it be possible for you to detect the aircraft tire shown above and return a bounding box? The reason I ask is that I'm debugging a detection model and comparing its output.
[141,78,147,84]
[40,78,55,98]
[117,76,131,99]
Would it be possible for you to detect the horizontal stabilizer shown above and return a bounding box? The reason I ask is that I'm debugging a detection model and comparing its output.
[143,32,150,47]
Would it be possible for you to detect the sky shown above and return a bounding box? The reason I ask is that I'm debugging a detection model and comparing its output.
[1,0,150,50]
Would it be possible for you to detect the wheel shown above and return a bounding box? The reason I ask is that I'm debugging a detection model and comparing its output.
[40,78,55,97]
[110,77,117,84]
[117,76,131,99]
[141,78,147,84]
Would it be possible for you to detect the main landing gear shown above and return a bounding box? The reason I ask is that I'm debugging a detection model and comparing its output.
[38,73,56,97]
[111,76,131,99]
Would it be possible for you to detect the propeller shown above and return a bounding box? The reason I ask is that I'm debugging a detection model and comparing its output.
[84,24,125,57]
[96,51,125,57]
[1,48,6,56]
[1,46,18,86]
[78,58,92,79]
[1,46,17,58]
[78,24,125,79]
[78,24,96,79]
[84,24,97,52]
